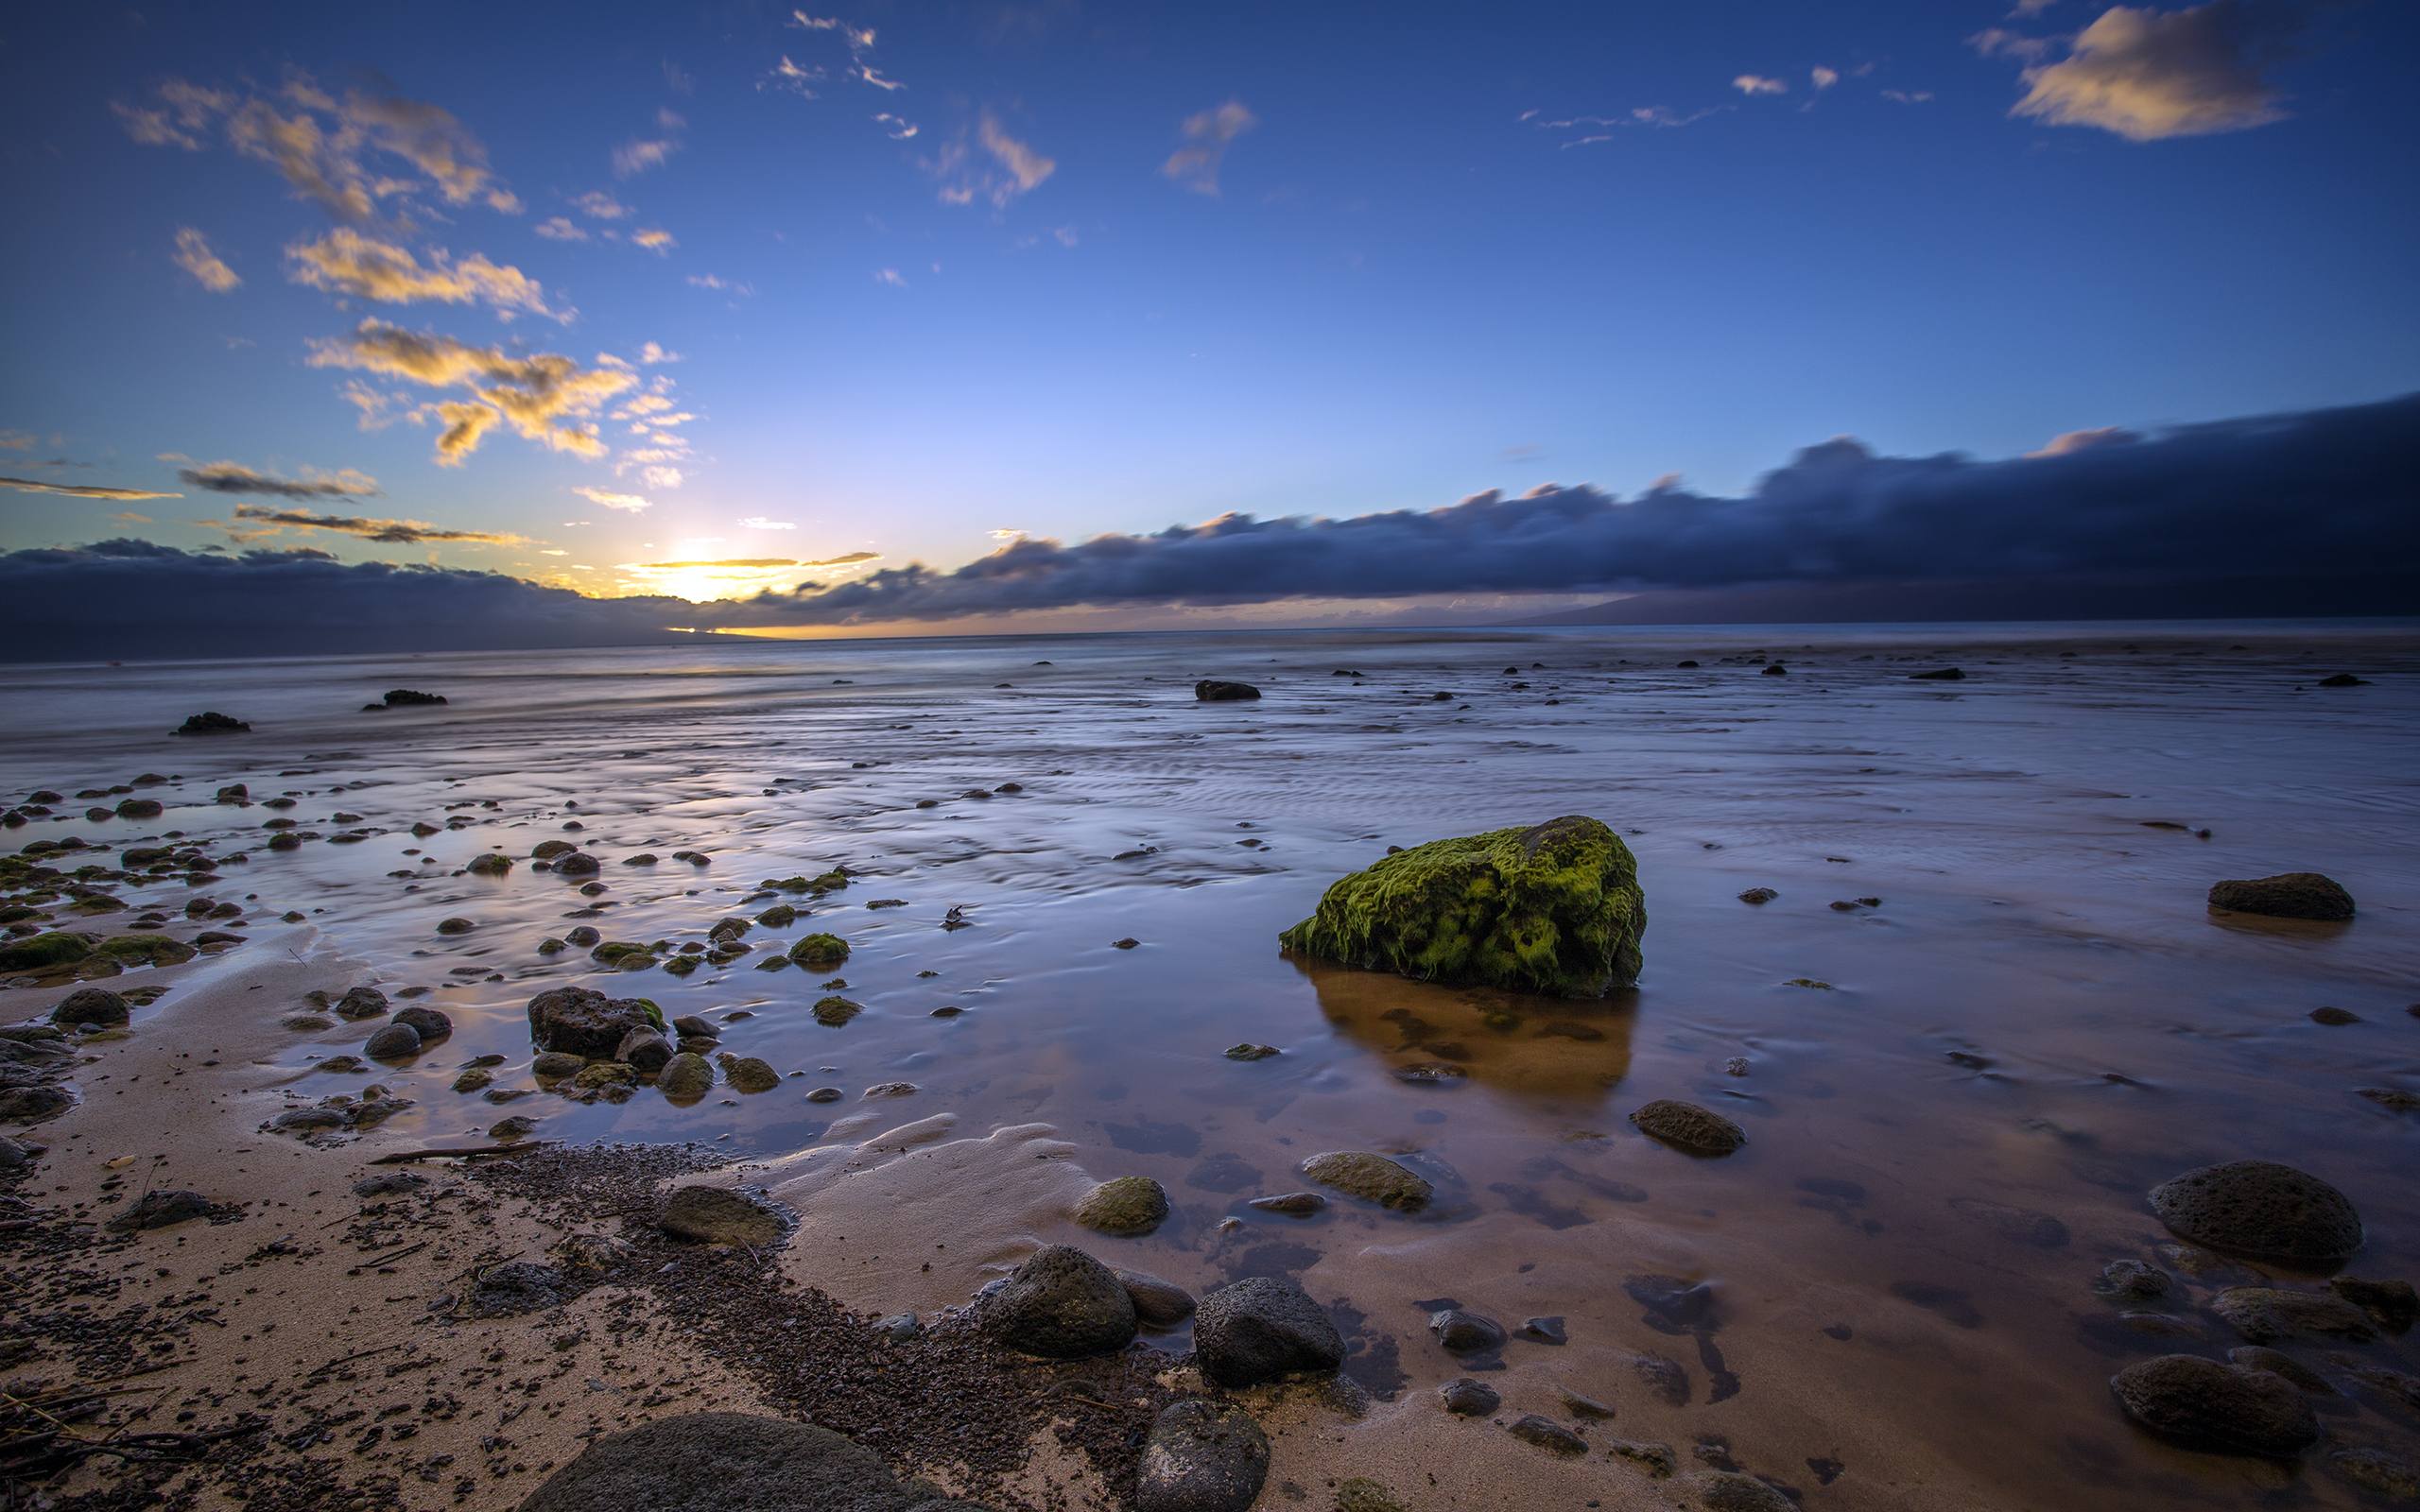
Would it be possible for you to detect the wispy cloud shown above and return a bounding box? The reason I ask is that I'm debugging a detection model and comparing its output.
[227,504,522,543]
[306,320,637,464]
[873,266,907,287]
[0,476,182,501]
[631,227,677,254]
[1161,100,1256,196]
[286,228,564,321]
[1881,90,1935,105]
[572,486,651,512]
[172,227,241,292]
[613,137,679,177]
[1521,104,1722,146]
[535,215,587,241]
[932,114,1056,208]
[178,461,378,499]
[740,516,797,530]
[1732,75,1789,96]
[1992,2,2300,141]
[573,190,632,220]
[1811,66,1841,90]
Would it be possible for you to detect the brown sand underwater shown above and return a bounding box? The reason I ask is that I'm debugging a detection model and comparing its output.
[3,621,2415,1510]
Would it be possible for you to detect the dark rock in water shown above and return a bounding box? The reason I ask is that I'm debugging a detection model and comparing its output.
[1194,680,1261,701]
[2308,1005,2360,1025]
[2226,1347,2334,1394]
[489,1114,542,1139]
[2207,872,2356,921]
[532,1051,586,1079]
[1300,1150,1432,1211]
[526,986,661,1057]
[1737,886,1777,904]
[515,1411,997,1512]
[1193,1276,1344,1387]
[2109,1354,2319,1456]
[658,1052,716,1099]
[375,688,448,708]
[2149,1160,2363,1263]
[0,932,93,971]
[616,1029,674,1073]
[469,1260,565,1315]
[2213,1286,2378,1344]
[2325,1446,2419,1500]
[1116,1269,1197,1327]
[1280,815,1644,997]
[393,1005,451,1040]
[1910,667,1966,680]
[1760,663,1788,677]
[1429,1308,1507,1354]
[335,986,389,1020]
[115,798,164,818]
[1075,1176,1170,1236]
[1506,1415,1586,1455]
[2096,1259,2172,1301]
[553,851,601,878]
[2329,1275,2417,1333]
[981,1245,1137,1359]
[1439,1378,1500,1416]
[109,1189,216,1230]
[1630,1099,1747,1156]
[720,1055,780,1093]
[1674,1470,1795,1510]
[1224,1042,1279,1061]
[1135,1400,1269,1512]
[2315,673,2370,688]
[1247,1191,1324,1216]
[658,1186,784,1246]
[364,1022,423,1060]
[51,988,130,1027]
[173,712,251,735]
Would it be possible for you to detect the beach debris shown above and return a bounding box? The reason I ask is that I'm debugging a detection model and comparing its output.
[1280,815,1644,996]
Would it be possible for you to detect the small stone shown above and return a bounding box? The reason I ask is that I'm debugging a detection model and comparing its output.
[1223,1043,1279,1061]
[1522,1315,1568,1345]
[1193,1276,1344,1387]
[1076,1176,1171,1236]
[1439,1378,1500,1416]
[2328,1276,2417,1333]
[393,1005,451,1040]
[721,1056,780,1093]
[2213,1286,2378,1345]
[1506,1415,1586,1455]
[657,1052,715,1099]
[2207,872,2356,921]
[1115,1269,1198,1327]
[1300,1150,1431,1211]
[1135,1400,1269,1512]
[334,986,389,1020]
[1428,1308,1506,1354]
[1675,1470,1795,1511]
[364,1022,423,1060]
[2325,1446,2420,1500]
[51,988,130,1027]
[1608,1440,1678,1478]
[658,1185,784,1246]
[2095,1259,2172,1301]
[1246,1191,1324,1216]
[108,1189,216,1230]
[1629,1098,1747,1156]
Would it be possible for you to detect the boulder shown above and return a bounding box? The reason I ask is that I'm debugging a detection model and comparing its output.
[1673,1471,1796,1511]
[2212,1286,2378,1345]
[393,1005,451,1040]
[334,986,389,1020]
[50,988,130,1027]
[515,1412,995,1512]
[1074,1176,1170,1236]
[980,1245,1137,1359]
[1136,1400,1270,1512]
[1299,1150,1431,1211]
[364,1022,423,1060]
[1194,680,1261,701]
[1629,1098,1747,1155]
[2148,1160,2362,1264]
[616,1030,675,1074]
[1429,1308,1506,1354]
[1439,1378,1500,1416]
[2207,872,2355,921]
[659,1186,785,1246]
[658,1052,716,1099]
[1192,1276,1343,1387]
[526,987,661,1057]
[2109,1354,2319,1457]
[1279,815,1644,996]
[1116,1269,1198,1327]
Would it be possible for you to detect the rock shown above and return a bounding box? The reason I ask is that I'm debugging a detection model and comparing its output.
[1910,667,1965,680]
[1737,886,1777,904]
[1559,1389,1615,1418]
[1609,1440,1678,1477]
[1246,1192,1324,1216]
[658,1052,715,1099]
[1279,815,1645,997]
[1075,1176,1170,1236]
[393,1005,451,1040]
[2096,1259,2172,1301]
[2148,1160,2363,1263]
[2226,1347,2334,1394]
[1135,1400,1270,1512]
[1522,1315,1568,1345]
[813,995,863,1027]
[334,986,389,1020]
[1299,1150,1431,1211]
[532,1051,586,1079]
[1224,1043,1279,1061]
[489,1114,541,1139]
[469,1260,564,1315]
[1629,1099,1747,1156]
[1439,1378,1500,1416]
[0,1136,35,1171]
[1630,1351,1691,1405]
[1506,1415,1586,1455]
[515,1411,996,1512]
[1115,1269,1197,1327]
[376,688,448,707]
[616,1030,674,1073]
[526,987,662,1057]
[2329,1275,2417,1332]
[1193,680,1261,701]
[1332,1480,1406,1512]
[50,988,130,1027]
[353,1171,426,1198]
[2207,872,2356,921]
[108,1189,216,1230]
[789,933,850,968]
[364,1022,423,1060]
[553,851,600,877]
[980,1245,1137,1359]
[1674,1470,1795,1511]
[1761,663,1788,677]
[2213,1286,2378,1344]
[658,1185,784,1246]
[1192,1276,1343,1387]
[173,712,251,735]
[2315,673,2370,688]
[2109,1354,2320,1456]
[0,1086,75,1125]
[1429,1308,1506,1354]
[0,932,93,971]
[2325,1446,2419,1500]
[721,1056,780,1093]
[466,852,512,876]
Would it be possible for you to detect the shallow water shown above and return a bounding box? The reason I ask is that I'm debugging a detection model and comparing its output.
[7,621,2419,1509]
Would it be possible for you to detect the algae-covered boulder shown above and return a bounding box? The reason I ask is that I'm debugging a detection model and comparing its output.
[1280,816,1643,997]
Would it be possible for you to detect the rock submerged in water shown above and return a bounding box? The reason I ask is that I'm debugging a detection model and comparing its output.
[2148,1160,2363,1264]
[1193,680,1261,701]
[2109,1354,2319,1457]
[2206,872,2356,921]
[1135,1400,1270,1512]
[1074,1176,1170,1236]
[527,987,663,1057]
[1279,816,1644,997]
[2212,1286,2377,1345]
[1300,1150,1432,1211]
[1629,1098,1747,1156]
[1192,1275,1344,1387]
[173,711,251,735]
[980,1245,1137,1359]
[515,1411,997,1512]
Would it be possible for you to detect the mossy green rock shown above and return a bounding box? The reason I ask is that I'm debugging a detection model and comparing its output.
[789,933,850,969]
[1075,1176,1170,1236]
[1279,815,1644,997]
[0,932,94,971]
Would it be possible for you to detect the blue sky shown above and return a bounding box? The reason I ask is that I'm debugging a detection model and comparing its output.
[0,0,2413,628]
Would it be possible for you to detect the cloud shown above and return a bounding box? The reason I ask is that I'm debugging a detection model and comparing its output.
[307,320,637,463]
[572,486,651,512]
[740,516,796,530]
[0,476,182,501]
[2029,424,2140,456]
[1998,2,2298,141]
[640,465,684,490]
[172,228,241,292]
[535,215,587,241]
[1523,104,1723,146]
[873,266,907,287]
[639,342,680,364]
[717,389,2420,625]
[1882,90,1936,104]
[177,461,379,498]
[226,504,522,543]
[614,138,679,177]
[933,115,1056,208]
[631,227,677,254]
[121,76,517,221]
[573,190,632,219]
[1732,75,1789,96]
[639,558,801,570]
[1971,27,2060,62]
[2012,0,2063,14]
[1161,100,1256,196]
[285,228,562,320]
[1811,66,1841,90]
[875,112,919,139]
[802,551,880,566]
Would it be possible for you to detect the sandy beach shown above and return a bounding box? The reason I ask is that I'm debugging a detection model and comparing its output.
[5,622,2418,1511]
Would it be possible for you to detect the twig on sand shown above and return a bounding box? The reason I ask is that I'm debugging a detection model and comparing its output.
[367,1141,554,1165]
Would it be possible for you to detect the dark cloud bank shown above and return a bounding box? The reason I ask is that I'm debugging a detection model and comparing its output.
[3,391,2413,662]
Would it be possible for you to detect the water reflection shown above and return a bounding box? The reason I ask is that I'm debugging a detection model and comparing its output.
[1289,954,1636,1100]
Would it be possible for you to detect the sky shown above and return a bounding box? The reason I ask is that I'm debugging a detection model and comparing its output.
[1,0,2415,650]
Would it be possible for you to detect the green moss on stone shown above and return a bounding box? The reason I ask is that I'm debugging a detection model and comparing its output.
[789,933,850,969]
[1278,815,1644,997]
[0,931,95,971]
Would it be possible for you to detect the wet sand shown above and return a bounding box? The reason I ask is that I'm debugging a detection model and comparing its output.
[4,621,2417,1509]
